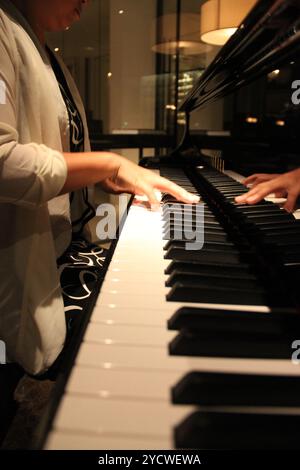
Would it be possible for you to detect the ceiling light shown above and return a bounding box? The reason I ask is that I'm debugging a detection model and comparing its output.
[200,0,257,46]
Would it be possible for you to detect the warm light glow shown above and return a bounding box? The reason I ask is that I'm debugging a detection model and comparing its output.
[276,120,285,127]
[246,117,258,124]
[268,69,280,80]
[200,0,257,46]
[54,47,59,52]
[104,339,113,345]
[152,14,212,56]
[118,9,124,15]
[201,27,237,46]
[165,104,177,110]
[107,72,113,78]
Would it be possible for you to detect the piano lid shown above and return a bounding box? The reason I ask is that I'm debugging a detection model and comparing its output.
[180,0,300,113]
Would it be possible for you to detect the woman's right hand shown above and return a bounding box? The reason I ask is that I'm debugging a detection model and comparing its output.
[62,151,199,207]
[101,156,200,207]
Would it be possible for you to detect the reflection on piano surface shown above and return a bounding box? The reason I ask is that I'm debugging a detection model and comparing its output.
[42,0,300,449]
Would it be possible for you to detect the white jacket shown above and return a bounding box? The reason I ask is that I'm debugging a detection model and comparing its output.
[0,0,91,375]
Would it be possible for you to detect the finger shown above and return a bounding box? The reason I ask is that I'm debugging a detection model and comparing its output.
[243,174,260,186]
[251,177,272,187]
[235,186,262,203]
[235,184,274,204]
[139,183,161,210]
[154,177,200,204]
[284,191,298,213]
[274,190,287,198]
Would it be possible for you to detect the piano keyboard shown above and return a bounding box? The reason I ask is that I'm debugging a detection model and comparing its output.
[45,167,300,450]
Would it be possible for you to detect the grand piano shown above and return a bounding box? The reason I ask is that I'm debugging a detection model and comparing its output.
[40,0,300,449]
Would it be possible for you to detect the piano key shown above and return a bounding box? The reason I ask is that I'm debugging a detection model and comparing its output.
[75,342,300,377]
[175,410,300,449]
[90,306,171,327]
[167,282,268,305]
[166,271,259,288]
[66,366,181,401]
[83,323,176,347]
[164,240,236,251]
[46,431,170,450]
[172,371,300,406]
[167,307,298,333]
[52,396,193,440]
[164,247,242,264]
[165,260,254,276]
[169,329,294,359]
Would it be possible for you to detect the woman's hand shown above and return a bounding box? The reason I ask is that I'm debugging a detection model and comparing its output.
[62,151,199,206]
[236,168,300,212]
[243,173,280,187]
[101,157,200,207]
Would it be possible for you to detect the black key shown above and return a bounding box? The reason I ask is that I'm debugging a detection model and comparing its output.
[172,372,300,406]
[247,223,300,237]
[236,207,286,215]
[163,219,220,229]
[175,411,300,449]
[165,272,260,289]
[167,307,298,333]
[167,282,267,304]
[164,240,235,252]
[242,215,295,226]
[165,260,253,276]
[164,247,241,264]
[173,231,228,243]
[169,328,293,358]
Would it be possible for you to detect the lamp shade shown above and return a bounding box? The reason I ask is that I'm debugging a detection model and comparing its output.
[152,13,211,55]
[200,0,257,46]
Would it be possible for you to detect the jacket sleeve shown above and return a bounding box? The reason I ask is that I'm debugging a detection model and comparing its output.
[0,18,68,209]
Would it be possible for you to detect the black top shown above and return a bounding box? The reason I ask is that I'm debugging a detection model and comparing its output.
[47,47,95,235]
[47,47,84,152]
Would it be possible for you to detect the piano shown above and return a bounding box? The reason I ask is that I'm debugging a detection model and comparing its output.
[40,0,300,450]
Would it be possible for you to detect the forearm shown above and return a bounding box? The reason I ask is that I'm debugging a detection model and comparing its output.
[59,152,121,194]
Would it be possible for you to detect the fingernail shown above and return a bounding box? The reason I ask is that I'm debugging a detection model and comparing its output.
[151,203,160,212]
[188,195,200,203]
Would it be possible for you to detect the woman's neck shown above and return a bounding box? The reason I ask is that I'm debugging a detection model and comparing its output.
[10,0,46,45]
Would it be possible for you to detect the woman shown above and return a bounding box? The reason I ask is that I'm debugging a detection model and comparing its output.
[0,0,198,375]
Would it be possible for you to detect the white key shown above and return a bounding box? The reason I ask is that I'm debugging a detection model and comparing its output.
[53,396,193,439]
[75,342,300,377]
[66,366,181,401]
[46,431,171,450]
[90,306,170,326]
[83,323,176,347]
